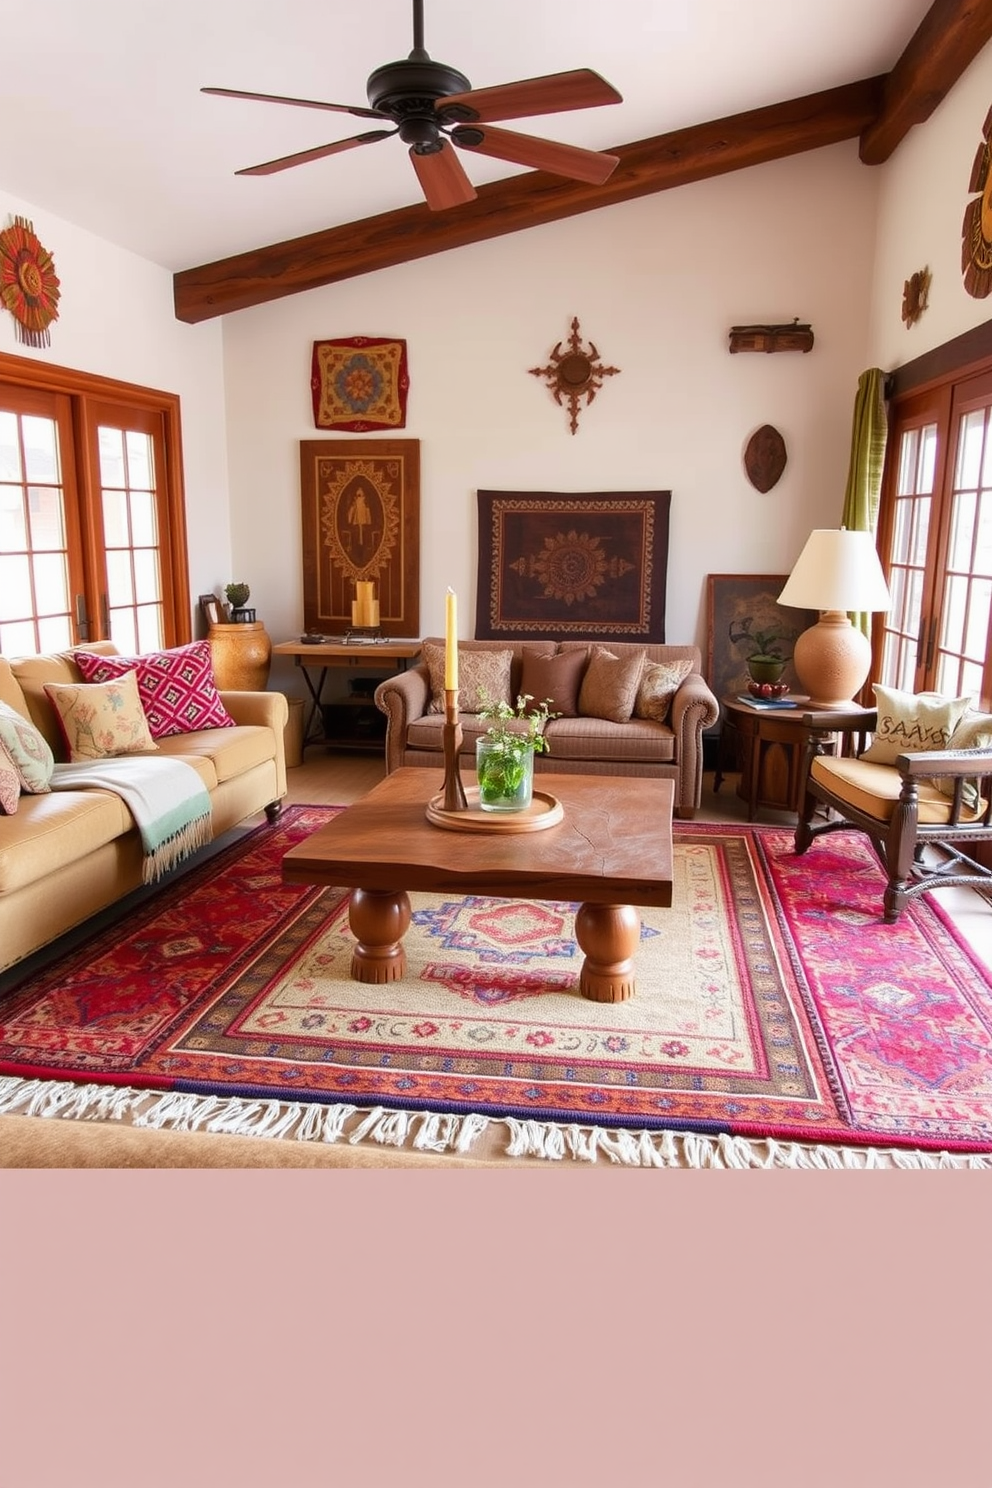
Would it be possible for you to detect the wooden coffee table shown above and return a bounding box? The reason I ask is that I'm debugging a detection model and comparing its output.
[282,768,674,1003]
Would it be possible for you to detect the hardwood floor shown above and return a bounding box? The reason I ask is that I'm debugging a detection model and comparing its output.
[283,746,992,969]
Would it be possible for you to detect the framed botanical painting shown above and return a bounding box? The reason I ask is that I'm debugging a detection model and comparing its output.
[299,439,420,637]
[706,573,816,702]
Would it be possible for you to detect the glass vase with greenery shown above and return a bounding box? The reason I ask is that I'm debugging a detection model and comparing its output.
[475,690,557,812]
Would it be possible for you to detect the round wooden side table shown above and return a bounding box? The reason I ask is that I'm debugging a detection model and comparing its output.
[716,695,873,819]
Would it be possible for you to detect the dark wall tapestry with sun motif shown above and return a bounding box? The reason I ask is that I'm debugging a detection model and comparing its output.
[475,490,670,642]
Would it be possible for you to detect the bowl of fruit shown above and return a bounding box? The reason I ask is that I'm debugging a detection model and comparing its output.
[747,679,790,700]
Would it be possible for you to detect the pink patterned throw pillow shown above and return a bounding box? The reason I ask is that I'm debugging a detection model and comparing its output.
[75,641,235,739]
[0,754,20,814]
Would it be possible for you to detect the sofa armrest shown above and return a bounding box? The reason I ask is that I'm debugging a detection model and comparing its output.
[669,673,720,817]
[375,665,431,774]
[220,689,289,799]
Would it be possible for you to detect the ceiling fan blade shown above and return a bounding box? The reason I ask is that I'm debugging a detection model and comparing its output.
[452,124,619,185]
[410,142,478,211]
[236,130,395,177]
[439,69,622,125]
[202,86,384,121]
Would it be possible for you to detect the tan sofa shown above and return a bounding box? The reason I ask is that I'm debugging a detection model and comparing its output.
[0,643,288,973]
[374,638,719,819]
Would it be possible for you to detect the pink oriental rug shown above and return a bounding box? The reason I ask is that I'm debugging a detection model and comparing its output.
[2,806,992,1156]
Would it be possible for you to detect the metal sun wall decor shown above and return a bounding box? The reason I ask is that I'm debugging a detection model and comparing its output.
[962,103,992,299]
[529,316,620,434]
[0,216,61,348]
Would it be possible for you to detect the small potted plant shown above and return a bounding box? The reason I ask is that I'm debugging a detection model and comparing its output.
[728,617,796,685]
[225,582,253,623]
[475,690,558,812]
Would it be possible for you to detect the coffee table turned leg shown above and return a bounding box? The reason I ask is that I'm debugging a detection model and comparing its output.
[574,903,641,1002]
[348,887,412,982]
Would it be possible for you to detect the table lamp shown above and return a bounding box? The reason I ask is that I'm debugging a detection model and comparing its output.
[777,528,890,708]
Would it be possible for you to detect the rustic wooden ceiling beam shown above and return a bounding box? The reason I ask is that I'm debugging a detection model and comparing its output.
[859,0,992,164]
[173,77,882,323]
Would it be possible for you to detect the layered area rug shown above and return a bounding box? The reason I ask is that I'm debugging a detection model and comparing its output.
[2,804,992,1166]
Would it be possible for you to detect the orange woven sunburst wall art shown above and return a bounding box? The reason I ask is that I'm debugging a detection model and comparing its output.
[0,216,61,348]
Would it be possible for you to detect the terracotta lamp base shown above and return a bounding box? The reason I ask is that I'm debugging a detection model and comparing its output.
[792,611,872,708]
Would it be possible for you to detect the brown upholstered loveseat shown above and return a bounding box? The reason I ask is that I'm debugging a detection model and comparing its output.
[374,638,719,819]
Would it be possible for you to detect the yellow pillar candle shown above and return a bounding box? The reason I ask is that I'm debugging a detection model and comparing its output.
[445,588,458,689]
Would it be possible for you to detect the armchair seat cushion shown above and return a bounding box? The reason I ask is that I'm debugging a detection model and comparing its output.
[811,755,987,825]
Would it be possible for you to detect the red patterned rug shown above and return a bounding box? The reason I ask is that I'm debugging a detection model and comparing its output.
[2,805,992,1160]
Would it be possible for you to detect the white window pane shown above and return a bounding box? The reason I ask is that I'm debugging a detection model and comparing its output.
[942,574,967,652]
[0,619,37,654]
[965,578,992,660]
[936,652,960,696]
[961,659,985,701]
[22,416,60,483]
[1,483,27,548]
[28,487,66,552]
[102,487,129,546]
[125,431,153,490]
[37,614,71,652]
[897,429,919,497]
[911,497,931,564]
[949,491,976,569]
[0,412,22,480]
[129,489,157,547]
[109,609,137,652]
[0,554,31,619]
[106,550,134,605]
[906,568,924,639]
[891,500,911,562]
[132,547,160,599]
[98,426,125,487]
[32,552,69,617]
[136,604,163,651]
[977,491,992,577]
[919,425,938,494]
[955,409,986,491]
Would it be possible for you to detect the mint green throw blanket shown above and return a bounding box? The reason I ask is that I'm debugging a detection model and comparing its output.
[51,757,213,882]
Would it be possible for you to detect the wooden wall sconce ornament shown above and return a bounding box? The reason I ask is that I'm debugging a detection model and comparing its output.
[743,425,787,493]
[728,319,814,354]
[962,104,992,299]
[901,266,931,327]
[0,215,61,348]
[529,316,620,434]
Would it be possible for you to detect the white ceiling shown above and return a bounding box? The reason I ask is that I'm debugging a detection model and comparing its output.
[1,0,935,273]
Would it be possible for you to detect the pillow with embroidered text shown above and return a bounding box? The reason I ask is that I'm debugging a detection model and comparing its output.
[75,641,235,738]
[0,699,55,794]
[44,672,159,762]
[862,685,970,765]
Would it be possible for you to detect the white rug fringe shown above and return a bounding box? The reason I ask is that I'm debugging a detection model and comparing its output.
[2,1075,991,1167]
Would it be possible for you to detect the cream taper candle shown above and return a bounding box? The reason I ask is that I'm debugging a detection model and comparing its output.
[445,588,458,689]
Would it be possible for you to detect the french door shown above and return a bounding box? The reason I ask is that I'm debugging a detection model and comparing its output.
[875,368,992,710]
[0,354,190,658]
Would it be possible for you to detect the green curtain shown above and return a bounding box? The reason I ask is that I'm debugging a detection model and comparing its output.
[840,367,888,636]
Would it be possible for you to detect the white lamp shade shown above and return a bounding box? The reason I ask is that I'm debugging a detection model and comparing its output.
[778,529,890,613]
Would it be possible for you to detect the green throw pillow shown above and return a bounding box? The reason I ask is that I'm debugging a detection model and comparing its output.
[0,699,55,794]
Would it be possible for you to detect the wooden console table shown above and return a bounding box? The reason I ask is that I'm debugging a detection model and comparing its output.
[272,639,421,751]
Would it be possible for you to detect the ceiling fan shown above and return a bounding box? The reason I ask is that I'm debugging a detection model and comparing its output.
[202,0,623,211]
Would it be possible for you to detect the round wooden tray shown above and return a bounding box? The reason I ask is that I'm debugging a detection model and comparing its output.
[426,788,564,833]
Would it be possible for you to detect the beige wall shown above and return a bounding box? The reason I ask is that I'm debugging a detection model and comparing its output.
[221,140,879,689]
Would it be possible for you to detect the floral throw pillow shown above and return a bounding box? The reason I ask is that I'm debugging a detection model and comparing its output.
[0,754,20,814]
[0,699,55,793]
[634,658,693,724]
[44,672,159,762]
[422,643,514,715]
[75,640,235,738]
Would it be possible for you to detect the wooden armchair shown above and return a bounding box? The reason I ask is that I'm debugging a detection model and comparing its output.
[793,706,992,923]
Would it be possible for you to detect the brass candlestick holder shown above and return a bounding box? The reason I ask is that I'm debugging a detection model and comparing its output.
[441,687,467,812]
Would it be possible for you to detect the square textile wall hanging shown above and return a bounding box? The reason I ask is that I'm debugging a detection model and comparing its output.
[300,439,420,637]
[475,490,670,642]
[311,336,409,431]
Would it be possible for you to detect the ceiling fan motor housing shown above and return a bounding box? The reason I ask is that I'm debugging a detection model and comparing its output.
[366,54,478,150]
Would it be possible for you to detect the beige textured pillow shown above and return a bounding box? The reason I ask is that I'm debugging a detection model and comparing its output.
[519,647,589,718]
[934,708,992,808]
[422,643,514,715]
[44,672,159,761]
[862,685,970,765]
[634,658,693,723]
[577,648,646,723]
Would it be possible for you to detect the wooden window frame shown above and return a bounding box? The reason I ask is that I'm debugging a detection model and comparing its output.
[0,349,191,648]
